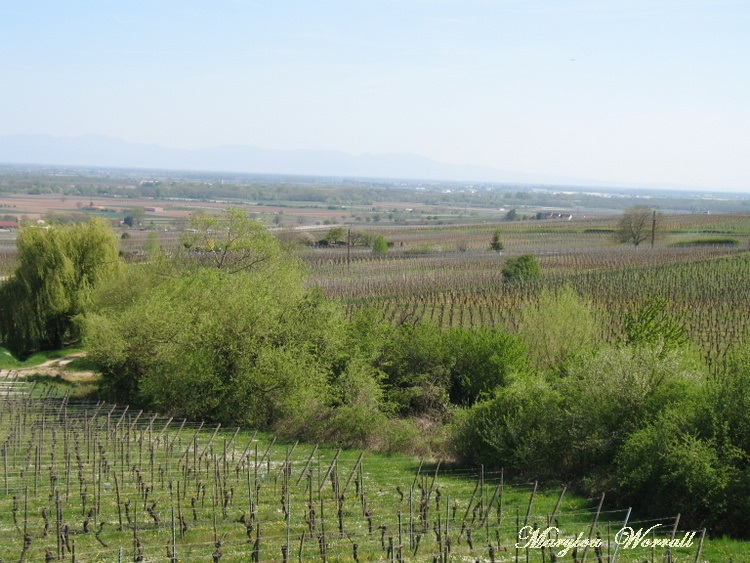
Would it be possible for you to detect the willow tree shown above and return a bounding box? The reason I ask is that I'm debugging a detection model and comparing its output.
[0,218,122,357]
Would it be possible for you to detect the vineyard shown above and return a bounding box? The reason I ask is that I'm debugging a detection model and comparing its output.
[3,211,750,560]
[304,215,750,371]
[0,380,733,562]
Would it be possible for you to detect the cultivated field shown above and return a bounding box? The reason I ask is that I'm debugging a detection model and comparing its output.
[0,381,727,561]
[3,185,750,559]
[303,215,750,371]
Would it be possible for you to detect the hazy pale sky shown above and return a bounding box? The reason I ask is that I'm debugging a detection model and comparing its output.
[2,0,749,191]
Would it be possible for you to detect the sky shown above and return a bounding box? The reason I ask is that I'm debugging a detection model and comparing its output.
[2,0,749,191]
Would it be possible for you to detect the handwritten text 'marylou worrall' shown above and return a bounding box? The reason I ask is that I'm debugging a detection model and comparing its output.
[516,524,696,557]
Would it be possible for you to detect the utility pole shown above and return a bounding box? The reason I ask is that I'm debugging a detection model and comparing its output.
[347,228,351,268]
[651,209,657,248]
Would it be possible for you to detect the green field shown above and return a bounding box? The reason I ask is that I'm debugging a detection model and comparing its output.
[0,383,732,562]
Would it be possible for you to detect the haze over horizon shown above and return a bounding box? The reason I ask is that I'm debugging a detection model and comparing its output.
[0,132,660,189]
[2,1,749,193]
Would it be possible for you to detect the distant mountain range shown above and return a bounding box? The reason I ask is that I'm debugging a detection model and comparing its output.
[0,134,601,186]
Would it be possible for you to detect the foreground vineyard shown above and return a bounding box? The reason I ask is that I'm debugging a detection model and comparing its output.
[1,382,734,562]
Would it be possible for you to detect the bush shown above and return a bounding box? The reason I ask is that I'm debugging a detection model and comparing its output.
[452,374,565,476]
[502,254,540,282]
[276,403,427,455]
[374,321,453,417]
[447,326,526,405]
[372,235,389,253]
[561,344,704,478]
[707,345,750,456]
[87,268,338,427]
[519,286,599,372]
[452,342,706,483]
[615,407,729,527]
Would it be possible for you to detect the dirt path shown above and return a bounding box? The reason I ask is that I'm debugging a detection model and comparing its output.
[0,352,99,382]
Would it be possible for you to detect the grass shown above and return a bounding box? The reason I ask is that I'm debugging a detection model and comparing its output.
[0,345,83,370]
[670,237,741,246]
[0,379,745,561]
[64,356,101,372]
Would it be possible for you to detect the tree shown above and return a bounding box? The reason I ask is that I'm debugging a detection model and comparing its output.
[349,231,375,247]
[180,208,289,274]
[123,206,145,228]
[501,254,540,282]
[372,235,388,253]
[0,219,122,357]
[85,210,367,431]
[617,205,657,247]
[489,230,504,252]
[504,208,517,221]
[325,227,346,245]
[447,326,526,406]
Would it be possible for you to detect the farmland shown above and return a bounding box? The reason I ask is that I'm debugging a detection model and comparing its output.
[0,382,732,561]
[309,242,750,370]
[297,215,750,370]
[3,172,750,560]
[6,200,750,368]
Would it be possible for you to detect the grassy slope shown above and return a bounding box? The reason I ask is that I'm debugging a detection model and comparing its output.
[0,377,743,561]
[0,345,83,370]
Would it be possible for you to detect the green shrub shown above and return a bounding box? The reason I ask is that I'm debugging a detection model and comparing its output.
[375,321,453,417]
[372,235,389,253]
[451,374,566,476]
[615,407,728,526]
[452,342,705,482]
[501,253,540,282]
[671,237,739,246]
[519,286,599,372]
[447,326,526,405]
